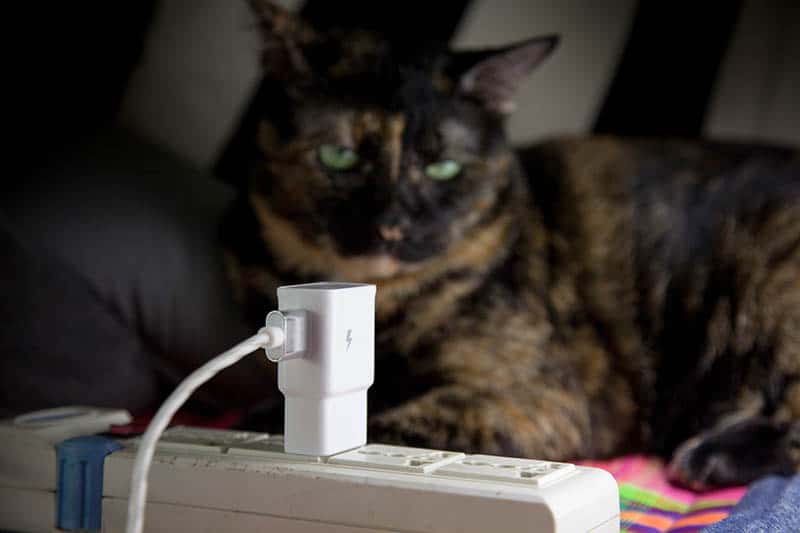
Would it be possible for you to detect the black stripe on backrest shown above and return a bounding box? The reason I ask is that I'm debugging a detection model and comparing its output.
[214,0,472,187]
[301,0,470,45]
[593,0,743,137]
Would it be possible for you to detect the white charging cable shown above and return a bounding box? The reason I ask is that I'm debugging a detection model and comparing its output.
[125,326,285,533]
[125,282,375,532]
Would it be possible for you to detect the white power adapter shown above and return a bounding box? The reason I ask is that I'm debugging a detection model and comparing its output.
[125,281,375,533]
[266,282,376,456]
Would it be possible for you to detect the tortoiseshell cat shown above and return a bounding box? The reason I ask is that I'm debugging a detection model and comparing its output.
[223,1,800,490]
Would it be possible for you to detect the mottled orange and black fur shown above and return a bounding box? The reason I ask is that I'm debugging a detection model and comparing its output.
[223,1,800,490]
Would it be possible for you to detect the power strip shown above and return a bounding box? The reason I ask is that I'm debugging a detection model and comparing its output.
[0,412,620,532]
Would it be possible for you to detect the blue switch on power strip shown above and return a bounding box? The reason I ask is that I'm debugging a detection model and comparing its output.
[57,436,122,530]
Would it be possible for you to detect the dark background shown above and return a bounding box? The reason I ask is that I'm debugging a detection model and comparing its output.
[11,0,800,184]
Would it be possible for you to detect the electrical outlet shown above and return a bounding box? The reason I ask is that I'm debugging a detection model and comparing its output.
[434,455,576,487]
[155,426,269,453]
[147,428,321,463]
[227,435,322,463]
[329,444,464,473]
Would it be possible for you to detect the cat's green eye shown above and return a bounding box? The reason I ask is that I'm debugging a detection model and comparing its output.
[425,160,462,181]
[318,144,359,171]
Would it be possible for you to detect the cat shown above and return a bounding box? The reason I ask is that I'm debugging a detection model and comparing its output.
[222,0,800,490]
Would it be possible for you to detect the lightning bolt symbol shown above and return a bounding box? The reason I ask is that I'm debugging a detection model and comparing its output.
[346,329,353,351]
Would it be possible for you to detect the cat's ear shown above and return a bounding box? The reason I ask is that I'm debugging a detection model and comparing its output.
[450,35,559,114]
[249,0,319,80]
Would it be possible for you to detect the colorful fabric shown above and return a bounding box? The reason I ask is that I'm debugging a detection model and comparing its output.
[579,455,747,533]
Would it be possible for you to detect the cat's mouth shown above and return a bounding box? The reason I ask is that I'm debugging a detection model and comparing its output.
[250,194,423,281]
[326,253,411,281]
[250,193,514,295]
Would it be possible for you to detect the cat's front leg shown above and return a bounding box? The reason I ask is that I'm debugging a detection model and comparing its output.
[368,382,593,460]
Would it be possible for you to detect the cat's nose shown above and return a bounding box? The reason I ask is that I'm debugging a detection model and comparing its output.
[378,225,404,242]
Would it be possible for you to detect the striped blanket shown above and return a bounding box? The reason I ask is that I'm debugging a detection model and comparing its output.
[580,455,747,533]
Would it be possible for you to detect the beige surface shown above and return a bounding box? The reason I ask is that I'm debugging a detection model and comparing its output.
[119,0,636,168]
[452,0,636,146]
[119,0,799,171]
[119,0,302,169]
[705,0,800,146]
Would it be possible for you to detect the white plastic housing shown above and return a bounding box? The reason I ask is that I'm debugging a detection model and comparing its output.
[0,418,621,533]
[275,282,376,456]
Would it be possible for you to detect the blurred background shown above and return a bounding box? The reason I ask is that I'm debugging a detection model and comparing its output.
[13,0,800,176]
[2,0,799,415]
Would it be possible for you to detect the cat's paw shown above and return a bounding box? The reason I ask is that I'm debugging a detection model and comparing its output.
[667,416,797,491]
[666,435,736,491]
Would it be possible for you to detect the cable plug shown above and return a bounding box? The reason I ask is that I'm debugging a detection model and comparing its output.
[263,310,307,362]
